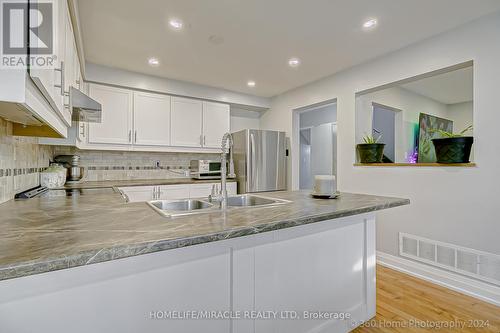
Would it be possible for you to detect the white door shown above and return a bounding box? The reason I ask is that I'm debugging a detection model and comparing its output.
[88,84,133,145]
[171,97,203,147]
[133,92,171,146]
[202,102,230,148]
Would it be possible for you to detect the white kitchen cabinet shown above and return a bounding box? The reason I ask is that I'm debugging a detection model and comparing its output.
[27,0,66,118]
[202,101,230,148]
[1,0,71,137]
[88,84,133,145]
[159,184,190,200]
[73,50,83,92]
[171,97,203,147]
[119,182,237,203]
[133,92,171,146]
[63,14,75,97]
[190,183,217,198]
[190,182,236,198]
[118,186,155,202]
[170,98,230,149]
[22,0,85,142]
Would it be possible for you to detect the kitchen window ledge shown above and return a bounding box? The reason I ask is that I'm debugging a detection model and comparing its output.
[353,163,477,167]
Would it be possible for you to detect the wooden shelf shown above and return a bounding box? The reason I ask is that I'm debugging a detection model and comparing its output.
[354,162,476,167]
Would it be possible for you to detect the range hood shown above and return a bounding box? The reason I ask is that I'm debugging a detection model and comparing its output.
[70,87,102,123]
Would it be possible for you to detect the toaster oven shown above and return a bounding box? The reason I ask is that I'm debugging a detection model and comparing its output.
[190,160,222,179]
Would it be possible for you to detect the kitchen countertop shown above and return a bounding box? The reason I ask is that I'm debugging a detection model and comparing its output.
[0,188,409,281]
[58,178,236,189]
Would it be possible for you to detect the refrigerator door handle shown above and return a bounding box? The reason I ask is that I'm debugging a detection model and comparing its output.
[276,132,280,189]
[250,132,256,191]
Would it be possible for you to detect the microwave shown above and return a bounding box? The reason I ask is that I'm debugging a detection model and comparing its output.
[190,160,222,179]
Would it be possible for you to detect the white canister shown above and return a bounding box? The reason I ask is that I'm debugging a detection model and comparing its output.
[313,175,337,195]
[40,164,67,188]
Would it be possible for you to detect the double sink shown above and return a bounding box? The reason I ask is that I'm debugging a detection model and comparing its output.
[148,194,291,217]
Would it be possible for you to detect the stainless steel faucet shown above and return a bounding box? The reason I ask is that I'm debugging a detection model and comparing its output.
[220,132,236,210]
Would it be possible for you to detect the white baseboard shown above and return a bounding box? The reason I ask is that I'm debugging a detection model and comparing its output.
[377,251,500,306]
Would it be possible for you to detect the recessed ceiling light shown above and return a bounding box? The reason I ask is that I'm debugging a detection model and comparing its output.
[148,58,160,66]
[208,35,225,45]
[247,80,256,87]
[288,58,301,68]
[169,18,183,30]
[363,18,378,29]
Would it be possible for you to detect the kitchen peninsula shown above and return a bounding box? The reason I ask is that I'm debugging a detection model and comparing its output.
[0,187,408,333]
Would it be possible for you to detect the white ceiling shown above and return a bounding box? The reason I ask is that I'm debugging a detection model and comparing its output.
[401,66,473,105]
[77,0,500,97]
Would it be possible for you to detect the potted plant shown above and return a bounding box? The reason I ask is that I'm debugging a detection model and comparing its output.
[357,135,385,163]
[431,125,473,163]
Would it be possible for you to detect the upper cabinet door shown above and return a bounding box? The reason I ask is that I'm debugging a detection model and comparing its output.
[133,92,171,146]
[28,0,65,113]
[171,97,203,147]
[63,13,75,94]
[88,84,133,145]
[202,102,230,148]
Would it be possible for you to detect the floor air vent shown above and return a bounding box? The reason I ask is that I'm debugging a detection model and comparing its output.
[399,233,500,286]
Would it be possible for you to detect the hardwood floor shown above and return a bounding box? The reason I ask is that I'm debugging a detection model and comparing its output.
[353,265,500,332]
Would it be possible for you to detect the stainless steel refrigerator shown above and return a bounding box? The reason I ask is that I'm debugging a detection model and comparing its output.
[231,129,287,193]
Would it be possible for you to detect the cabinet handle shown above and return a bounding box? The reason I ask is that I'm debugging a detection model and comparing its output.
[204,135,206,146]
[200,134,203,146]
[154,186,161,199]
[54,61,65,96]
[135,130,137,143]
[128,130,132,143]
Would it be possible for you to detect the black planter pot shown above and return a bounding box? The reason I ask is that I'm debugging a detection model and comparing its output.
[357,143,385,163]
[432,136,473,163]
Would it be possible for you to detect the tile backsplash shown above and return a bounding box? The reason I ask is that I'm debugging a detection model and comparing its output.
[0,117,220,204]
[52,146,219,182]
[0,118,53,204]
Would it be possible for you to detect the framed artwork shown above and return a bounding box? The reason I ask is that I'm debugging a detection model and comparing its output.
[417,113,453,163]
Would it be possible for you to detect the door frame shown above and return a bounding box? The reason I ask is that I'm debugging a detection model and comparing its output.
[292,98,337,191]
[371,102,403,163]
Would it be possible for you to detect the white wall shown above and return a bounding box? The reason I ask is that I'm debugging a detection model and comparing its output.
[299,103,337,128]
[447,102,474,134]
[85,63,270,109]
[231,116,260,132]
[230,107,262,132]
[447,101,474,159]
[261,13,500,258]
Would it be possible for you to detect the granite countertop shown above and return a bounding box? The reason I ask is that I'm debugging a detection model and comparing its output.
[59,178,236,189]
[0,188,409,281]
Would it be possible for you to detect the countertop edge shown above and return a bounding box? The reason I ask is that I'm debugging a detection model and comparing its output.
[0,198,409,281]
[57,178,237,190]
